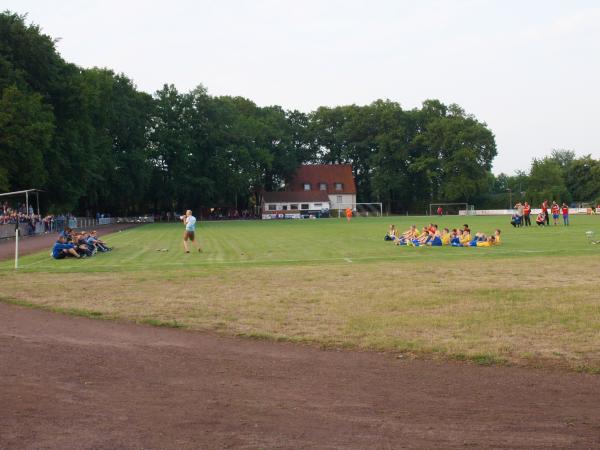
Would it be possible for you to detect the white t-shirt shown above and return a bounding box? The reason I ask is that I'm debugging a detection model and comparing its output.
[185,215,196,231]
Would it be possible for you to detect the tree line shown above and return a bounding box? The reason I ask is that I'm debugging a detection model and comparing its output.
[1,12,598,215]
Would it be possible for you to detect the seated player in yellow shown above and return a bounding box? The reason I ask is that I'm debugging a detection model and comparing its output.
[441,228,451,245]
[459,228,472,246]
[493,229,502,245]
[476,235,496,247]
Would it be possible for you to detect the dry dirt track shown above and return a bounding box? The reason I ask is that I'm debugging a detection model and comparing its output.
[1,303,600,449]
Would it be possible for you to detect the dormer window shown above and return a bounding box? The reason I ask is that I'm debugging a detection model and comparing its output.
[335,182,343,191]
[303,183,311,191]
[319,183,327,191]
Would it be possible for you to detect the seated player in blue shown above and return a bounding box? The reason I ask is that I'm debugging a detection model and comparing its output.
[450,229,463,246]
[427,232,443,246]
[51,235,80,259]
[468,232,488,246]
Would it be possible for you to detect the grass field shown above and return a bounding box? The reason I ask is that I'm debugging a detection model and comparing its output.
[1,215,599,371]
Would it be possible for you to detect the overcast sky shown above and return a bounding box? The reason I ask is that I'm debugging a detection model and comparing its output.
[5,0,600,174]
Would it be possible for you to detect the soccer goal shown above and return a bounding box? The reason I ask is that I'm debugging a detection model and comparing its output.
[429,203,475,216]
[336,202,383,218]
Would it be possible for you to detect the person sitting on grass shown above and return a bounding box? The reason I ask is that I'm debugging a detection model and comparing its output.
[441,228,451,246]
[51,235,80,259]
[74,232,94,257]
[476,235,496,247]
[87,231,111,252]
[61,227,74,241]
[417,226,432,245]
[90,230,111,251]
[426,228,443,246]
[494,229,502,245]
[385,224,397,241]
[396,225,420,246]
[535,211,545,226]
[450,229,463,246]
[459,228,472,246]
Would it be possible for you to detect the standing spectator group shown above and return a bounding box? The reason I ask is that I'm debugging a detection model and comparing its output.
[511,200,569,227]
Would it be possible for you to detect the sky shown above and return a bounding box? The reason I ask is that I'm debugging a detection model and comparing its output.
[4,0,600,174]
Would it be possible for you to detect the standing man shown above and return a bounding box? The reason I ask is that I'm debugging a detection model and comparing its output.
[523,201,531,227]
[181,210,202,253]
[541,200,549,226]
[437,206,443,216]
[561,203,570,226]
[345,207,353,222]
[551,201,560,226]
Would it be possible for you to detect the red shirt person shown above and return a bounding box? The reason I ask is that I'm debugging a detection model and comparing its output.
[561,203,570,226]
[523,202,532,226]
[551,201,560,225]
[541,200,550,225]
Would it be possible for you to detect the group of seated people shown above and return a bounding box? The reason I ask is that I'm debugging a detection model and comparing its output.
[385,223,501,247]
[51,228,112,259]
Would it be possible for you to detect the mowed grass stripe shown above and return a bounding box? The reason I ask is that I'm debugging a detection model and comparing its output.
[2,215,599,272]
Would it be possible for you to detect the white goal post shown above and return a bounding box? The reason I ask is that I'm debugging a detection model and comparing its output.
[336,202,383,217]
[429,203,475,216]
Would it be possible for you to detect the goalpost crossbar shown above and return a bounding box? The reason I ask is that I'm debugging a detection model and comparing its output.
[429,203,474,216]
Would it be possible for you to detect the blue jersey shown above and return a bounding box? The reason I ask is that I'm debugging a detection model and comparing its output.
[52,242,74,258]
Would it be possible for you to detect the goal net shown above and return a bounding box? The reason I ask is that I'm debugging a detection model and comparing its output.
[429,203,475,216]
[336,202,383,218]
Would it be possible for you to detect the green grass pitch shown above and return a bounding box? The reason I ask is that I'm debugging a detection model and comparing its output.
[3,215,599,272]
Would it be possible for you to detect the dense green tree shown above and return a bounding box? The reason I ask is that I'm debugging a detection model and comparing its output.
[7,9,600,218]
[0,85,54,190]
[528,157,571,205]
[565,155,600,203]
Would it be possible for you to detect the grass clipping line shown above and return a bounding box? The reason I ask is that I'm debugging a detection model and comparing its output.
[1,256,599,372]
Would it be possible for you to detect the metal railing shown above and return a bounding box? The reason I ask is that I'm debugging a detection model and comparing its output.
[0,216,155,240]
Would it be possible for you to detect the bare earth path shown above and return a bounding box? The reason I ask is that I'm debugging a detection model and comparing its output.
[0,223,140,261]
[1,303,599,449]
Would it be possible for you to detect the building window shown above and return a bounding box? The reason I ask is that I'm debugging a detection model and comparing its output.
[314,203,322,208]
[319,183,327,191]
[303,183,311,191]
[301,203,309,210]
[337,195,342,204]
[335,182,343,191]
[282,205,288,210]
[290,204,298,210]
[267,204,276,211]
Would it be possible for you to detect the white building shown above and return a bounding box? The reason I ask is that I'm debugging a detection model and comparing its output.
[261,164,357,218]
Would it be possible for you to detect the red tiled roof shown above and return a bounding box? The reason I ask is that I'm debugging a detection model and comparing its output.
[287,164,356,194]
[262,191,330,203]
